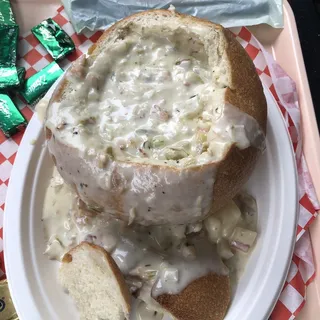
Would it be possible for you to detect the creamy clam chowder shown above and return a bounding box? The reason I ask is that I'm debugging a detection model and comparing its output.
[46,29,265,168]
[43,169,258,319]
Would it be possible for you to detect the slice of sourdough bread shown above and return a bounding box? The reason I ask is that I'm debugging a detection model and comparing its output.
[59,242,131,320]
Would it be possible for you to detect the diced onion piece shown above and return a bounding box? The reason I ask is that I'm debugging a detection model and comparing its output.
[207,139,231,160]
[185,71,203,83]
[215,200,242,238]
[197,152,211,164]
[179,156,196,167]
[228,124,250,149]
[164,147,188,160]
[194,132,207,150]
[217,239,234,260]
[181,244,196,260]
[51,174,64,188]
[152,135,166,148]
[176,59,191,68]
[44,237,64,261]
[179,96,203,119]
[128,208,136,226]
[163,267,179,283]
[230,241,250,253]
[230,227,257,252]
[204,215,222,243]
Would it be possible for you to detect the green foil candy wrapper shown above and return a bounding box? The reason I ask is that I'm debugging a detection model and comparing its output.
[0,68,19,89]
[19,61,63,104]
[16,67,26,87]
[0,67,26,90]
[0,0,19,88]
[32,18,75,60]
[0,93,27,137]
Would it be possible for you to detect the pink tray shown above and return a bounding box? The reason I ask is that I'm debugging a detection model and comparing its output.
[11,0,320,318]
[247,3,320,318]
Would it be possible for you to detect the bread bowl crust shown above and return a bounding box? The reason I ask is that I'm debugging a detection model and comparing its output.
[155,273,230,320]
[46,9,267,224]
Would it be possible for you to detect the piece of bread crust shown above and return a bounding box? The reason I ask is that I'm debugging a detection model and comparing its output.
[155,273,231,320]
[59,242,131,320]
[46,9,267,225]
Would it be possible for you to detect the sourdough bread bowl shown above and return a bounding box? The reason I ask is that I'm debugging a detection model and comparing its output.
[45,9,267,225]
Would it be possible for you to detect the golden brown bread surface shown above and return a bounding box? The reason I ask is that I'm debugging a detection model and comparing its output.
[155,273,231,320]
[210,28,267,212]
[46,9,267,224]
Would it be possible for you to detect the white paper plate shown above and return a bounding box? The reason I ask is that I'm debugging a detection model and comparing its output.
[4,82,298,320]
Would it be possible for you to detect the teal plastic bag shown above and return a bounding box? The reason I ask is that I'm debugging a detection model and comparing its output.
[62,0,283,33]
